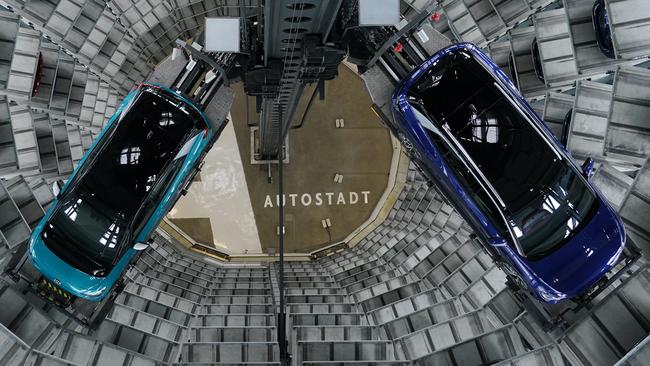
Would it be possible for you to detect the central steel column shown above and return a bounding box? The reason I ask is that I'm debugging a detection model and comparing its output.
[277,142,288,364]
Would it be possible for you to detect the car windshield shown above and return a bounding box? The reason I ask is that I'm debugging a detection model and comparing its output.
[42,86,204,276]
[43,187,129,276]
[407,49,597,257]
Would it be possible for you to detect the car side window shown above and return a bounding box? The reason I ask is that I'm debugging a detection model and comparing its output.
[132,158,184,236]
[427,131,510,239]
[61,123,118,195]
[132,133,199,236]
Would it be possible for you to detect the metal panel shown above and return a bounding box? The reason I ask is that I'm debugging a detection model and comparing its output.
[619,159,650,255]
[492,344,565,365]
[0,10,20,90]
[565,0,625,73]
[7,103,40,177]
[542,91,574,140]
[44,0,84,40]
[50,51,75,114]
[440,0,486,45]
[0,178,30,248]
[564,67,650,168]
[591,161,634,210]
[607,0,650,59]
[4,0,136,95]
[566,80,612,162]
[606,66,650,166]
[4,24,41,101]
[31,41,60,109]
[440,0,556,48]
[78,74,99,128]
[558,266,650,366]
[533,8,579,87]
[3,175,44,228]
[464,0,507,41]
[32,111,57,175]
[413,18,456,56]
[554,0,647,88]
[487,40,517,84]
[66,64,87,119]
[614,334,650,366]
[65,123,83,168]
[0,95,18,175]
[509,26,546,97]
[51,117,73,175]
[27,176,54,211]
[413,325,526,365]
[523,1,646,99]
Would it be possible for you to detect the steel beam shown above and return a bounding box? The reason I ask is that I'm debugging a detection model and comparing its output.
[258,0,343,159]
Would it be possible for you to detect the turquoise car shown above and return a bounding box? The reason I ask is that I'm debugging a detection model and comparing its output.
[28,83,222,302]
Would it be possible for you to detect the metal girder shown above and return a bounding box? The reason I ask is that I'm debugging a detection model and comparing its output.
[258,0,343,159]
[175,40,230,87]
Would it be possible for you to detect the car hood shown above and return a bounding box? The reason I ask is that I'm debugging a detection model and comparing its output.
[520,197,625,299]
[28,233,120,301]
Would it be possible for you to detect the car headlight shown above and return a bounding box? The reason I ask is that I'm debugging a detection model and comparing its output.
[537,286,566,302]
[92,269,109,277]
[83,287,108,297]
[606,244,624,267]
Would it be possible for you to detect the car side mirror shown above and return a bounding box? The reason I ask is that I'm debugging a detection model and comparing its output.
[133,242,149,251]
[488,237,508,246]
[52,181,61,197]
[581,157,595,179]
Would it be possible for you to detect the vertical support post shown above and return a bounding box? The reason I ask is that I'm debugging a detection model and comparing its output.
[318,79,326,100]
[278,142,288,364]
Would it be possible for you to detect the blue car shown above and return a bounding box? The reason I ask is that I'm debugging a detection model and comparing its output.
[28,83,221,302]
[391,43,627,303]
[531,38,545,83]
[593,0,615,59]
